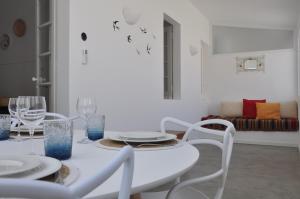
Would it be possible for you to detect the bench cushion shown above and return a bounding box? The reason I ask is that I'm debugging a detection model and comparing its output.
[201,115,299,132]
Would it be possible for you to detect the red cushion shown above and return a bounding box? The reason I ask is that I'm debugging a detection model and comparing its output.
[243,99,266,118]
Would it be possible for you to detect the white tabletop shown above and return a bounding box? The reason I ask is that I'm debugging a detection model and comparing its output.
[1,131,199,199]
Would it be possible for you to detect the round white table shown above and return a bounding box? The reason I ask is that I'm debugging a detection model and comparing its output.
[1,131,199,199]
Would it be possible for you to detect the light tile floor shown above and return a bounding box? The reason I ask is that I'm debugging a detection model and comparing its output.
[183,144,300,199]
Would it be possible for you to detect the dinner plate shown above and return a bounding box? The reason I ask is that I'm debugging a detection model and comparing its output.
[6,156,62,180]
[119,131,167,140]
[108,133,177,143]
[0,155,41,176]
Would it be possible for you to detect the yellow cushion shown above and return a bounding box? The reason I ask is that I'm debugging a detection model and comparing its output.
[256,103,281,120]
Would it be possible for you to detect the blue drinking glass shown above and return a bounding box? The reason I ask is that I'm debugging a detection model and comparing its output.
[43,118,73,160]
[0,115,10,140]
[87,114,105,141]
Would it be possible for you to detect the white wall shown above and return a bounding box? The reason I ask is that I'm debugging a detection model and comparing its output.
[204,49,298,115]
[296,16,300,95]
[62,0,210,130]
[213,26,294,54]
[0,0,36,97]
[54,0,70,114]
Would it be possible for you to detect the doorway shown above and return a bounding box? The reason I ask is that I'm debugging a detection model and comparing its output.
[0,0,55,112]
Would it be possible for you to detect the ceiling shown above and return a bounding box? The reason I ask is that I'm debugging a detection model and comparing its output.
[190,0,300,30]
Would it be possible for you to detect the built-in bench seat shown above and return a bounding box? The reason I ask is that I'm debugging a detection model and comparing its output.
[201,100,300,148]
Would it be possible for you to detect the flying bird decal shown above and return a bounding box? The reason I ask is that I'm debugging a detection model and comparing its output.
[140,27,147,34]
[113,21,120,31]
[146,44,151,54]
[127,35,132,43]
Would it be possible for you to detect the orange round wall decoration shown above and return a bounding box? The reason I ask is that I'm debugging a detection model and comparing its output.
[13,19,26,37]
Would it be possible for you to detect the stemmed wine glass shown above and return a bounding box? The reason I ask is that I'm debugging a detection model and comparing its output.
[8,98,23,142]
[17,96,46,154]
[76,97,97,144]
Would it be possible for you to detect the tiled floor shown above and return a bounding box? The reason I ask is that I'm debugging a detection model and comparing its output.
[183,144,300,199]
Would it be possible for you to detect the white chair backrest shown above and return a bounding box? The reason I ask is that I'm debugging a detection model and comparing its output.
[184,119,235,183]
[0,146,134,199]
[160,117,193,133]
[166,119,235,199]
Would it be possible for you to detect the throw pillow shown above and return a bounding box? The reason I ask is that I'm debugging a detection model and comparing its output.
[280,101,298,118]
[220,101,243,117]
[243,99,266,118]
[256,103,281,120]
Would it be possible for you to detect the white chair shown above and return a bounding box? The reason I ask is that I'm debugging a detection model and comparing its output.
[0,146,134,199]
[142,119,235,199]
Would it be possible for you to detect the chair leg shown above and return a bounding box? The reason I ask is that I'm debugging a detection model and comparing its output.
[131,193,142,199]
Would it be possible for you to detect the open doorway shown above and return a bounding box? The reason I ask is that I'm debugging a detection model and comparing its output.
[0,0,55,113]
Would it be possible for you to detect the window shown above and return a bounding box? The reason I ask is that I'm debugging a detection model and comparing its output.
[164,14,180,99]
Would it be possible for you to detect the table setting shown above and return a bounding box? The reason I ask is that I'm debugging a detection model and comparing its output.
[0,96,199,198]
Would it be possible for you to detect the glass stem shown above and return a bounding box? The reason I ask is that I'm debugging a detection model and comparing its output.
[17,121,21,141]
[85,118,88,137]
[29,128,35,154]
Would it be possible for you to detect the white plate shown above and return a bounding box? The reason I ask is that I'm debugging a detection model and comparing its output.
[95,140,184,151]
[0,155,41,176]
[108,133,177,143]
[6,156,62,181]
[119,131,167,140]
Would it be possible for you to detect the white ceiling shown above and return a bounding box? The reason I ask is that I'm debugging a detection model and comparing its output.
[190,0,300,30]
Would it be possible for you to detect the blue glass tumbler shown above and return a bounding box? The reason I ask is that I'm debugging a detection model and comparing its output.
[87,114,105,141]
[43,118,73,160]
[0,114,10,140]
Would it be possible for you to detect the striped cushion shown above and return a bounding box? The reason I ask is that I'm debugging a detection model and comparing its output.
[201,115,299,132]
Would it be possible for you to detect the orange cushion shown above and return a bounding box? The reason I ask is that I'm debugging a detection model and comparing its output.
[256,103,281,120]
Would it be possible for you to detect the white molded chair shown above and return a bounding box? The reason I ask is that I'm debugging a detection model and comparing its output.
[0,146,134,199]
[142,119,235,199]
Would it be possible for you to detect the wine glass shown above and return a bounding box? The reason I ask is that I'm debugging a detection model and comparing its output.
[8,98,23,141]
[76,97,97,144]
[17,96,46,154]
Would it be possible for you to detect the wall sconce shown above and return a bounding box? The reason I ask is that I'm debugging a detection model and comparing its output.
[122,6,141,25]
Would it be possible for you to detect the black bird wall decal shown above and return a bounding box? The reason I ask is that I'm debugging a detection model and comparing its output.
[146,44,151,54]
[113,21,120,31]
[140,27,147,34]
[127,35,132,43]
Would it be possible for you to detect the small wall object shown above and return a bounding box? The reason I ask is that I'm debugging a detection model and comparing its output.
[236,56,265,72]
[122,6,141,25]
[81,32,87,41]
[189,45,199,56]
[13,19,26,37]
[0,34,10,50]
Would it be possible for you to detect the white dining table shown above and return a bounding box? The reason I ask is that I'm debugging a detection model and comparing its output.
[0,130,199,199]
